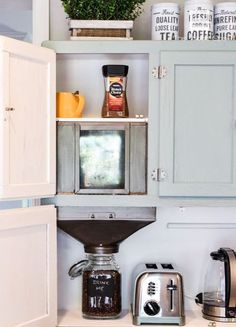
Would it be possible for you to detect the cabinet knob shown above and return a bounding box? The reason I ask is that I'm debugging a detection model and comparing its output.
[5,107,15,111]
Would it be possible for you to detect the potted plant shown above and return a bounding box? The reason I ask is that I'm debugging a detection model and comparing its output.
[60,0,146,39]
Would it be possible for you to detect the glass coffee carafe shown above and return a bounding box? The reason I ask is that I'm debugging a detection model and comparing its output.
[197,247,236,322]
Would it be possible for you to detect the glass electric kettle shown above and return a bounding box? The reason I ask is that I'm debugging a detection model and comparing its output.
[196,247,236,322]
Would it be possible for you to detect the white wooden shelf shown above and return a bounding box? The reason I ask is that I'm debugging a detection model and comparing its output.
[56,118,148,123]
[43,195,156,207]
[43,194,236,208]
[57,309,229,327]
[42,40,236,54]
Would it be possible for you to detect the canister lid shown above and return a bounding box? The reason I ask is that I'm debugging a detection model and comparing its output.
[185,0,213,4]
[215,2,236,8]
[102,65,129,77]
[152,2,179,8]
[85,244,119,254]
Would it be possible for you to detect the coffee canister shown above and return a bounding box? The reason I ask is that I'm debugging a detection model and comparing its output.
[214,2,236,40]
[184,0,214,40]
[151,3,179,40]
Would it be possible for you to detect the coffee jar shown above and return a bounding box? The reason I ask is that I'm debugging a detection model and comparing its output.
[214,2,236,40]
[102,65,129,118]
[184,0,214,40]
[83,254,121,319]
[151,3,180,40]
[69,253,121,319]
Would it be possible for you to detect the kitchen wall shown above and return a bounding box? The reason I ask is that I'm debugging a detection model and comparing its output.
[50,0,230,40]
[49,0,236,313]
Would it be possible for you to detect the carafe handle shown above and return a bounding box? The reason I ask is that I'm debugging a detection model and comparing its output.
[195,292,203,307]
[219,248,236,308]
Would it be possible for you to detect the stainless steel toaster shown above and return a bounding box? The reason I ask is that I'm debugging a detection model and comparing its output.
[132,263,185,326]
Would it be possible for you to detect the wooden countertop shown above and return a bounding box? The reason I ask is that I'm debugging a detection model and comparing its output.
[58,309,230,327]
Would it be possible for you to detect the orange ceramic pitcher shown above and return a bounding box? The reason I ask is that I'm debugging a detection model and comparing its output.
[56,91,85,118]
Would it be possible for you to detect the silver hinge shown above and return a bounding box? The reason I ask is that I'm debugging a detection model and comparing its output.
[152,66,167,79]
[151,168,167,182]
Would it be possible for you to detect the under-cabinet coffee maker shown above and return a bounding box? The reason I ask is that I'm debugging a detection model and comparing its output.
[57,206,155,319]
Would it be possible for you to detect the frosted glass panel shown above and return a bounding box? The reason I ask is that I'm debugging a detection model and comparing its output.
[79,130,125,189]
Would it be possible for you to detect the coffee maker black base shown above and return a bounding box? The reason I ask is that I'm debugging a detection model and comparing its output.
[203,304,236,323]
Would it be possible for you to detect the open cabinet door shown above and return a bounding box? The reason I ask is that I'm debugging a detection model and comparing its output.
[0,205,57,327]
[0,37,57,327]
[0,36,56,199]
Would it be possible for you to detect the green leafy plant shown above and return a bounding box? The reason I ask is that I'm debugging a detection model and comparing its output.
[61,0,146,20]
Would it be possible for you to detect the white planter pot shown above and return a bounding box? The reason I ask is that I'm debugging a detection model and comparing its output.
[69,20,133,40]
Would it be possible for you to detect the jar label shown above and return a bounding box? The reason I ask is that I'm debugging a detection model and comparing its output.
[108,77,124,111]
[88,275,114,298]
[83,270,121,317]
[214,7,236,40]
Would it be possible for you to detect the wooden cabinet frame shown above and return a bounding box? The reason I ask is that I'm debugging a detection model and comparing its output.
[32,0,49,44]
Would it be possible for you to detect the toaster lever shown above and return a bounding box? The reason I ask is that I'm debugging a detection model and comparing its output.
[167,280,177,311]
[167,284,177,291]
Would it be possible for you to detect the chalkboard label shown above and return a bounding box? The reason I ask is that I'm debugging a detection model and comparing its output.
[88,275,114,298]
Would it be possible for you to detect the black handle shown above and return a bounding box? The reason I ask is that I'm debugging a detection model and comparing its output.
[220,248,236,309]
[195,292,203,305]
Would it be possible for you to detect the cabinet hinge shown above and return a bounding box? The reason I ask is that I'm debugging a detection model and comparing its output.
[152,66,167,79]
[151,168,167,182]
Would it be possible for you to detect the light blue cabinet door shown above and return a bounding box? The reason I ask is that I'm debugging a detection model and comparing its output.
[159,51,236,197]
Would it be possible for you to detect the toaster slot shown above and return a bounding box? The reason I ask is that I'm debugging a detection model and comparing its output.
[145,263,158,269]
[161,263,174,270]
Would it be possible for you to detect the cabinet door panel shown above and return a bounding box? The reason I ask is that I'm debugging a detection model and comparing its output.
[0,205,57,327]
[0,37,56,199]
[159,51,236,196]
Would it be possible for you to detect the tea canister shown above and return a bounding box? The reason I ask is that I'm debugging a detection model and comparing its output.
[214,2,236,40]
[184,0,214,40]
[151,3,180,40]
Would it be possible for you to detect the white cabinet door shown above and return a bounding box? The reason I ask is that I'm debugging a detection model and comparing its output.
[0,205,57,327]
[159,50,236,197]
[0,36,56,200]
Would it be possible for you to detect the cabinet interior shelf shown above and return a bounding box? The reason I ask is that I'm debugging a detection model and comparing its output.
[56,118,148,123]
[43,195,156,207]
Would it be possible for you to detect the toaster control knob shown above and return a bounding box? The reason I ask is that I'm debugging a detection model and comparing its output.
[143,301,160,316]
